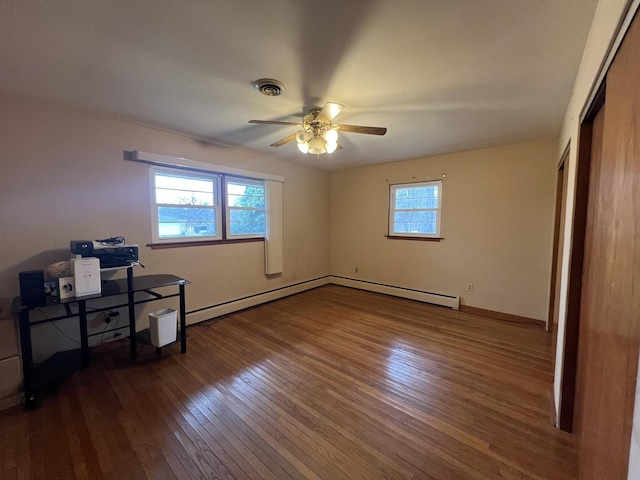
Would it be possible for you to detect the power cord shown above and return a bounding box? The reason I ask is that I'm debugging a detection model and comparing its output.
[34,307,81,345]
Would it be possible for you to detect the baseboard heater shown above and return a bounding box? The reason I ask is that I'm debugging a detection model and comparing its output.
[186,277,331,325]
[329,276,460,310]
[186,275,459,325]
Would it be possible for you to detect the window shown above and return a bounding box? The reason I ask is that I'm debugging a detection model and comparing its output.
[225,177,266,238]
[152,168,221,241]
[388,180,442,238]
[150,167,267,244]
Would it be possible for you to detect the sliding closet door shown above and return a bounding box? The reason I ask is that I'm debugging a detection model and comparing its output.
[576,11,640,479]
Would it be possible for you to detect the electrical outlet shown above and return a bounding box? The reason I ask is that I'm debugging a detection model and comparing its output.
[466,283,473,291]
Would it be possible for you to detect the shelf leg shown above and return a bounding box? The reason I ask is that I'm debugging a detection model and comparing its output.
[127,267,136,358]
[180,283,187,354]
[18,309,39,410]
[79,300,90,368]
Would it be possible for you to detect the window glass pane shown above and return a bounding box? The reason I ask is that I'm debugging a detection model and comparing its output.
[394,211,436,223]
[156,174,213,193]
[156,188,213,206]
[395,186,439,209]
[229,209,265,235]
[393,221,437,234]
[227,177,266,236]
[395,197,438,209]
[393,211,437,234]
[227,181,265,208]
[157,207,217,238]
[398,186,438,198]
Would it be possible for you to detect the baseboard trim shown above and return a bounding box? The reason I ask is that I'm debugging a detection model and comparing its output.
[459,305,545,328]
[329,276,460,310]
[186,276,331,324]
[0,392,22,411]
[550,390,559,427]
[185,276,544,328]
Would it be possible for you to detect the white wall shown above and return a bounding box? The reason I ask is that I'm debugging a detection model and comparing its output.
[553,0,636,425]
[330,140,557,321]
[0,92,330,360]
[630,356,640,479]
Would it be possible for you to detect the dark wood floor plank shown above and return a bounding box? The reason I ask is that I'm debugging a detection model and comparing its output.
[0,406,18,480]
[209,356,409,480]
[229,304,564,472]
[212,318,488,478]
[111,364,214,480]
[158,356,295,480]
[71,368,124,479]
[189,338,358,480]
[1,285,577,479]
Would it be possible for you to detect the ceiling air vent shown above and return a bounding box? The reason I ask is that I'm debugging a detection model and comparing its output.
[252,78,286,97]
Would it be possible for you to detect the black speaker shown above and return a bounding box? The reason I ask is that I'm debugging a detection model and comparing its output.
[19,270,46,307]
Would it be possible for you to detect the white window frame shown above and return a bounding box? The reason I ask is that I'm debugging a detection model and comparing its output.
[135,151,283,250]
[150,166,222,243]
[225,176,266,239]
[388,180,442,238]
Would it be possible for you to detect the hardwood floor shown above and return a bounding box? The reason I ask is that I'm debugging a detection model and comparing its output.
[0,285,576,479]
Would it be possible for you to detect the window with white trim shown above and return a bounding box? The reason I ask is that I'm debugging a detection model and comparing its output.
[150,167,266,243]
[388,180,442,238]
[225,176,266,238]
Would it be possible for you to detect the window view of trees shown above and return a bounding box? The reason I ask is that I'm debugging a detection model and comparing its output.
[153,170,267,241]
[227,180,266,236]
[390,182,441,237]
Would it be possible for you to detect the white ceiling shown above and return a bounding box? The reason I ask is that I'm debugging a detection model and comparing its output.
[0,1,598,170]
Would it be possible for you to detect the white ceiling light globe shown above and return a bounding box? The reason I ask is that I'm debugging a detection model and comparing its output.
[296,130,311,144]
[308,137,326,155]
[297,142,309,153]
[324,129,338,143]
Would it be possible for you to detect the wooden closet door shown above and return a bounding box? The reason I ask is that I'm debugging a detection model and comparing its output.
[573,107,604,441]
[576,11,640,479]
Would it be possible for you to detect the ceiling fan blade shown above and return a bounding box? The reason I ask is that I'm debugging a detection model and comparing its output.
[338,124,387,135]
[316,102,345,122]
[270,133,297,147]
[249,120,301,126]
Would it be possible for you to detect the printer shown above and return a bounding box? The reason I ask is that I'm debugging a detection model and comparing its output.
[70,238,139,269]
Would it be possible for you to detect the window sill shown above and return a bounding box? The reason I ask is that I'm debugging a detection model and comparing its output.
[385,235,443,242]
[147,237,265,249]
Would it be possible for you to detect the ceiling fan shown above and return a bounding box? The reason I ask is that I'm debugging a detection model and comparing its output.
[248,102,387,155]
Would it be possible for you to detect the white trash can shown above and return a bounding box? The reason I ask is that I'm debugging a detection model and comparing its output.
[148,308,177,347]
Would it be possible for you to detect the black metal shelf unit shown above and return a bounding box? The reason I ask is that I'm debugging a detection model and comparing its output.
[13,267,190,409]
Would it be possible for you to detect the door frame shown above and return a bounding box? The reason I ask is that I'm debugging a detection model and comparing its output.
[558,86,605,432]
[548,146,569,335]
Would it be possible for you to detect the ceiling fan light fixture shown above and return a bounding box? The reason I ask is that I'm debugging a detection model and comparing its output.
[323,129,338,143]
[248,102,386,156]
[296,130,311,144]
[308,137,326,155]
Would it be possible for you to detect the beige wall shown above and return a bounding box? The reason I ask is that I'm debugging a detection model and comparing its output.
[0,92,330,358]
[329,140,557,321]
[552,0,636,424]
